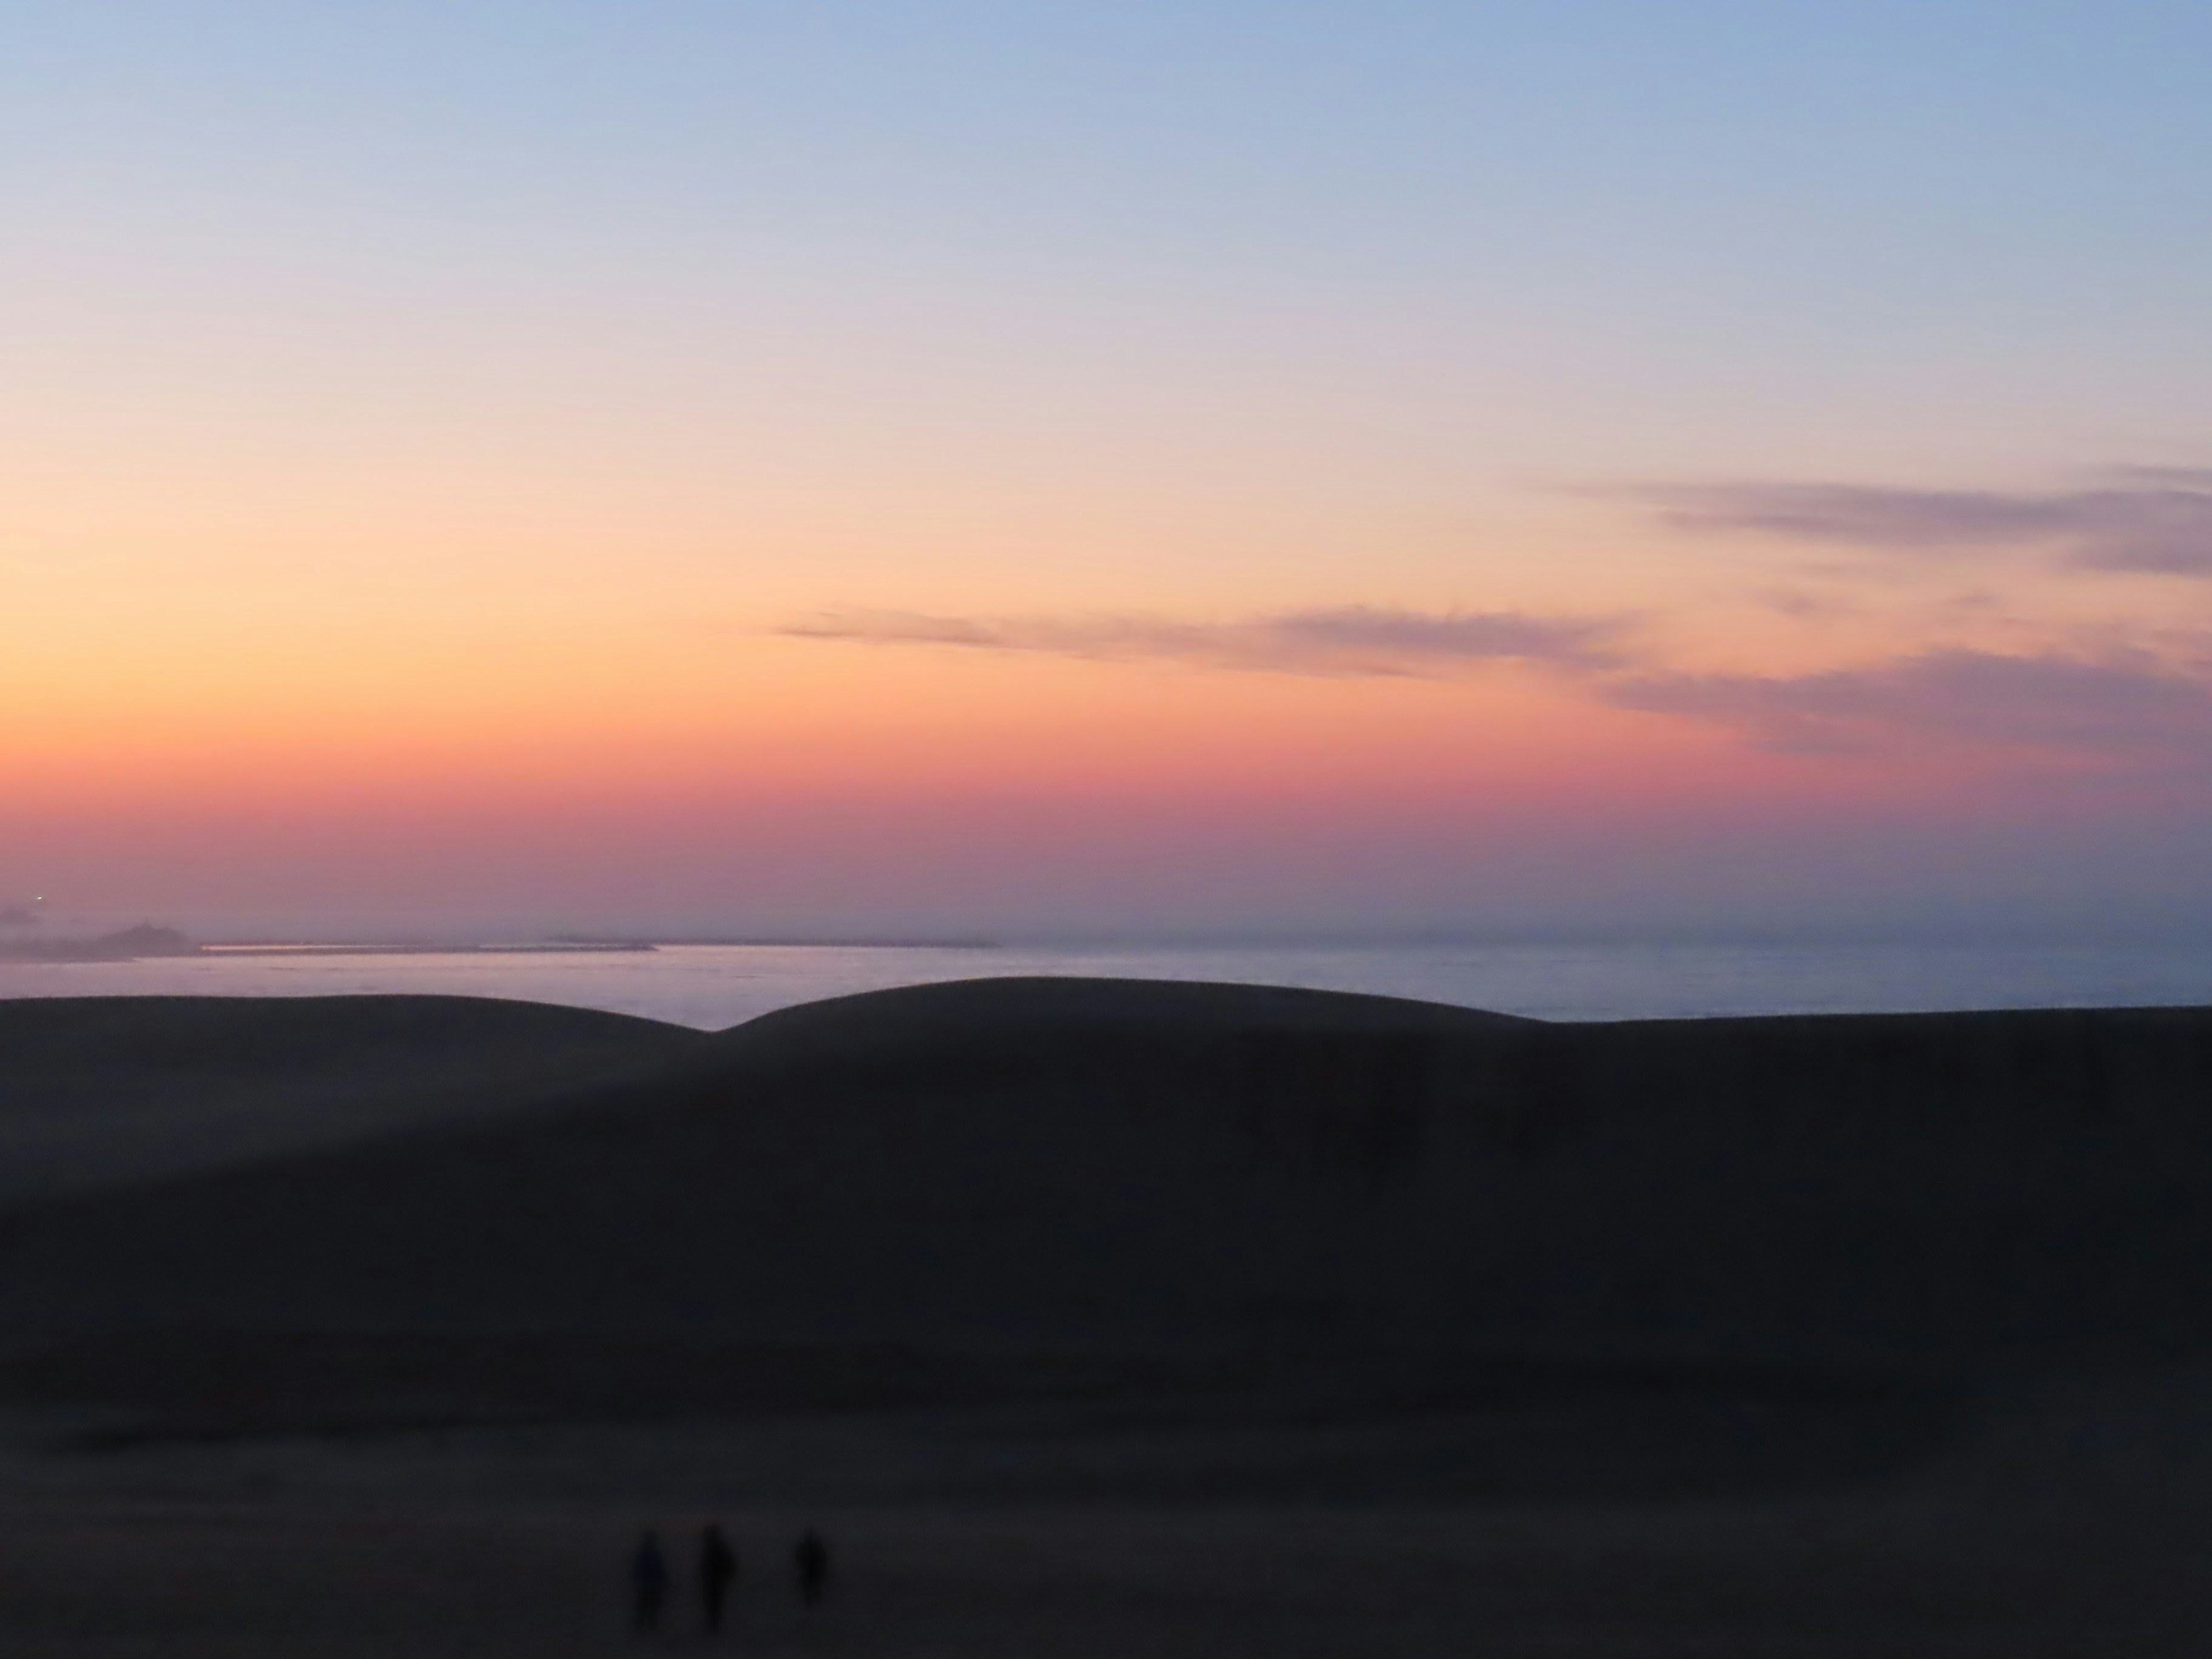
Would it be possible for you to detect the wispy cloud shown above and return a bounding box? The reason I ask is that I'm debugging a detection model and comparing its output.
[1751,587,1862,620]
[1611,475,2212,575]
[777,605,1630,676]
[1604,649,2212,759]
[778,604,2212,777]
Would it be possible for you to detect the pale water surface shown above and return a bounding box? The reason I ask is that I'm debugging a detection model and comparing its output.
[3,942,2211,1028]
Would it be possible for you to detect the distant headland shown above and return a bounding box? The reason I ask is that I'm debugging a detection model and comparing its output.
[0,924,201,963]
[0,927,1001,962]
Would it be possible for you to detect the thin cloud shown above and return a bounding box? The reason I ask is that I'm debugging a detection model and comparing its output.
[777,605,1630,677]
[778,605,2212,775]
[1752,588,1862,620]
[1610,476,2212,575]
[2109,466,2212,488]
[1604,649,2212,759]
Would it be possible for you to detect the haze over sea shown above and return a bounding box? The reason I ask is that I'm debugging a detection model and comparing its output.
[4,941,2210,1029]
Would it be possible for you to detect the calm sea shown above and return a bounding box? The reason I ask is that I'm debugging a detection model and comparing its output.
[2,941,2210,1029]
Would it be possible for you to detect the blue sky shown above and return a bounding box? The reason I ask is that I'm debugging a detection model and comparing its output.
[6,1,2212,937]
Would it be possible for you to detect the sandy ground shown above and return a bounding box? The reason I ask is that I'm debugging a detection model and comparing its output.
[0,1487,2198,1657]
[2,1385,2211,1659]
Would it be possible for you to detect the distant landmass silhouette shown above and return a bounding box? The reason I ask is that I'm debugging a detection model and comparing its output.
[0,923,199,962]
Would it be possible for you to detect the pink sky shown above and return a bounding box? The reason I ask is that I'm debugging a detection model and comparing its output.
[7,7,2212,940]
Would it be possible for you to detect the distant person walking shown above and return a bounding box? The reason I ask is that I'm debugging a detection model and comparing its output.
[631,1529,669,1638]
[794,1528,831,1609]
[699,1524,738,1636]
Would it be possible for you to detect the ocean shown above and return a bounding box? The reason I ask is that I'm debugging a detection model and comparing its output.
[2,940,2210,1028]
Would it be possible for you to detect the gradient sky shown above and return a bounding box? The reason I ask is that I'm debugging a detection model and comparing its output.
[6,1,2212,938]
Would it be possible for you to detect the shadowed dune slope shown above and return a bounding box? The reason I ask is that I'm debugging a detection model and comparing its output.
[0,995,702,1202]
[3,980,2212,1380]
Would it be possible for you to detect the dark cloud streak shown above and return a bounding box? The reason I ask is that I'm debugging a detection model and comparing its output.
[1605,649,2212,759]
[1613,477,2212,575]
[777,605,1631,677]
[778,605,2212,775]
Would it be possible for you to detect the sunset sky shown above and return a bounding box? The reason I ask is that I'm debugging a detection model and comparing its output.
[7,2,2212,939]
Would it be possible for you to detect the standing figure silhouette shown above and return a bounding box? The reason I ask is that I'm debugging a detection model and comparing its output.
[794,1528,831,1609]
[699,1524,738,1635]
[631,1529,669,1637]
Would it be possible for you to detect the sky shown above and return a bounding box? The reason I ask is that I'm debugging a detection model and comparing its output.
[5,1,2211,940]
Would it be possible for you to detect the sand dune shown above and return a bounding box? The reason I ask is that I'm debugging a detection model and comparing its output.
[7,979,2212,1652]
[2,980,2211,1426]
[0,994,699,1203]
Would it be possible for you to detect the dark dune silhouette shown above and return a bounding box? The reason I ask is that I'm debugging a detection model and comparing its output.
[0,978,1546,1355]
[1,978,2211,1478]
[8,979,2212,1653]
[0,994,700,1202]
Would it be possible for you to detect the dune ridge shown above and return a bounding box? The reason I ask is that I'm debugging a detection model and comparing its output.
[2,980,2210,1395]
[0,994,700,1205]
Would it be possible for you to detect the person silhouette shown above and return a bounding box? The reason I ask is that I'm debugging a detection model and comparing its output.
[631,1529,669,1637]
[699,1524,738,1635]
[794,1528,831,1609]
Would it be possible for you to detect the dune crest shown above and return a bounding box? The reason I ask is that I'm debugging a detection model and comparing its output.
[0,994,700,1202]
[2,978,2211,1486]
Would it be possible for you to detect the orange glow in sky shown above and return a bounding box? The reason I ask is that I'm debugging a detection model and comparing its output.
[7,6,2212,938]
